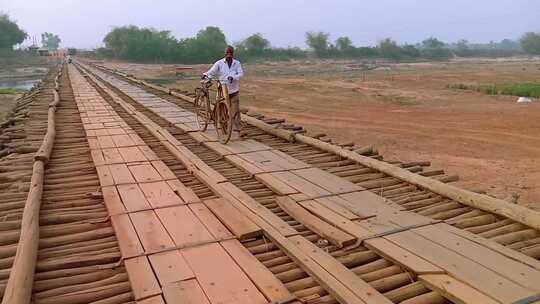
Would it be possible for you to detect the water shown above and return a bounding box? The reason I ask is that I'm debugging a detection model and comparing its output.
[0,79,41,90]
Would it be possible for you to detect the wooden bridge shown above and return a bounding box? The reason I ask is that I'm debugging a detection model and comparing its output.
[1,59,539,304]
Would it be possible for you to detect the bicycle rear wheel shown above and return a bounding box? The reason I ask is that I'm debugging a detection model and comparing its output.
[215,101,233,144]
[194,89,211,132]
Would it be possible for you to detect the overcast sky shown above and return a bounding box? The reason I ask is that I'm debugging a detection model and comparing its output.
[2,0,539,49]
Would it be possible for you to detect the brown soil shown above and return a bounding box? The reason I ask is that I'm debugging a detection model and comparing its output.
[100,59,540,210]
[0,94,19,121]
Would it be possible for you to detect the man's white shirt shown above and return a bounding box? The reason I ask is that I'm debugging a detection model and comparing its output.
[204,58,244,94]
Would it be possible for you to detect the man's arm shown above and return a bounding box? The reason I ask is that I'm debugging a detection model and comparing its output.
[231,62,244,81]
[204,61,220,78]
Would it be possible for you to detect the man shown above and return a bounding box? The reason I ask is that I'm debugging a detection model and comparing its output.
[203,45,245,137]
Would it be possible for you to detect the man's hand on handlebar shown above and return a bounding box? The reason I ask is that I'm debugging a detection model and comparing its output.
[201,74,208,80]
[227,76,233,83]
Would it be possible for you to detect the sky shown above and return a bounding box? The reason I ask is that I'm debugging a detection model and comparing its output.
[2,0,539,49]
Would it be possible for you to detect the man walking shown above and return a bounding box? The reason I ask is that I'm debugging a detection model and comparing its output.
[203,45,245,137]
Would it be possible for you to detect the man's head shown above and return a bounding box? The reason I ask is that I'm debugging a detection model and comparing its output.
[225,45,234,60]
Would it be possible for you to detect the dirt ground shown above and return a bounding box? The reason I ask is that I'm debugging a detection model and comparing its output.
[99,58,540,210]
[0,94,20,121]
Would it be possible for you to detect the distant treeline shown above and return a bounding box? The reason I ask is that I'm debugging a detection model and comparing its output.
[94,25,540,63]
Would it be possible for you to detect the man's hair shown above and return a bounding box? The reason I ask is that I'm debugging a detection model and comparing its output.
[225,45,234,52]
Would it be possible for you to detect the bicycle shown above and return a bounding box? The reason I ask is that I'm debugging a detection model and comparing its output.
[193,77,237,144]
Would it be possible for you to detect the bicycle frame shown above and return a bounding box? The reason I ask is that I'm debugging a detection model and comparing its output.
[194,78,234,144]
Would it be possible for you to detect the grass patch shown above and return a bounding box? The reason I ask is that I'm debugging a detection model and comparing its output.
[0,88,21,94]
[447,82,540,98]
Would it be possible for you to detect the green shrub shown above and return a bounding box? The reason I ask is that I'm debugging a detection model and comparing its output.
[447,82,540,98]
[0,88,20,94]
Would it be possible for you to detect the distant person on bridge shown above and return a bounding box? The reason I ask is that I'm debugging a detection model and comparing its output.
[203,45,245,137]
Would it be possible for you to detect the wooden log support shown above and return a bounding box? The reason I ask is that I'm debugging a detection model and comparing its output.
[2,63,63,304]
[242,114,296,143]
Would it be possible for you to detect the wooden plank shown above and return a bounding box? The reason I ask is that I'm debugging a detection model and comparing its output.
[225,154,265,175]
[101,186,126,215]
[129,133,146,145]
[189,203,235,241]
[129,210,175,252]
[204,198,262,240]
[110,214,144,257]
[148,250,195,285]
[218,182,298,237]
[290,235,393,304]
[271,171,330,199]
[276,196,356,248]
[313,196,360,220]
[139,181,184,208]
[206,139,271,156]
[385,230,535,303]
[298,200,372,239]
[251,220,366,304]
[124,256,161,300]
[96,165,114,187]
[97,135,116,148]
[108,164,136,185]
[356,216,408,235]
[167,180,200,204]
[441,224,540,271]
[162,279,211,304]
[118,146,148,163]
[221,239,293,302]
[419,274,500,304]
[292,167,363,194]
[155,205,215,248]
[414,223,540,292]
[238,150,310,172]
[181,242,268,304]
[255,173,299,195]
[102,148,125,164]
[150,160,177,180]
[363,237,444,274]
[87,137,99,150]
[128,163,163,183]
[91,149,105,166]
[137,295,165,304]
[117,184,152,211]
[338,191,404,218]
[111,134,136,147]
[139,145,160,161]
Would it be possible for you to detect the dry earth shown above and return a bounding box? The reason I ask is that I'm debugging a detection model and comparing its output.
[99,58,540,210]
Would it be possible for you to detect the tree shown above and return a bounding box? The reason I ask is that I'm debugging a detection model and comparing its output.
[456,39,469,51]
[305,31,330,57]
[401,44,421,58]
[182,26,227,63]
[520,32,540,55]
[239,33,270,56]
[420,37,451,59]
[0,13,27,49]
[378,38,402,60]
[335,36,354,56]
[499,39,520,50]
[422,37,445,49]
[41,32,61,51]
[103,25,178,62]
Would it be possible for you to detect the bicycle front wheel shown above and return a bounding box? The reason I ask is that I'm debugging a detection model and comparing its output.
[194,89,211,132]
[215,101,233,144]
